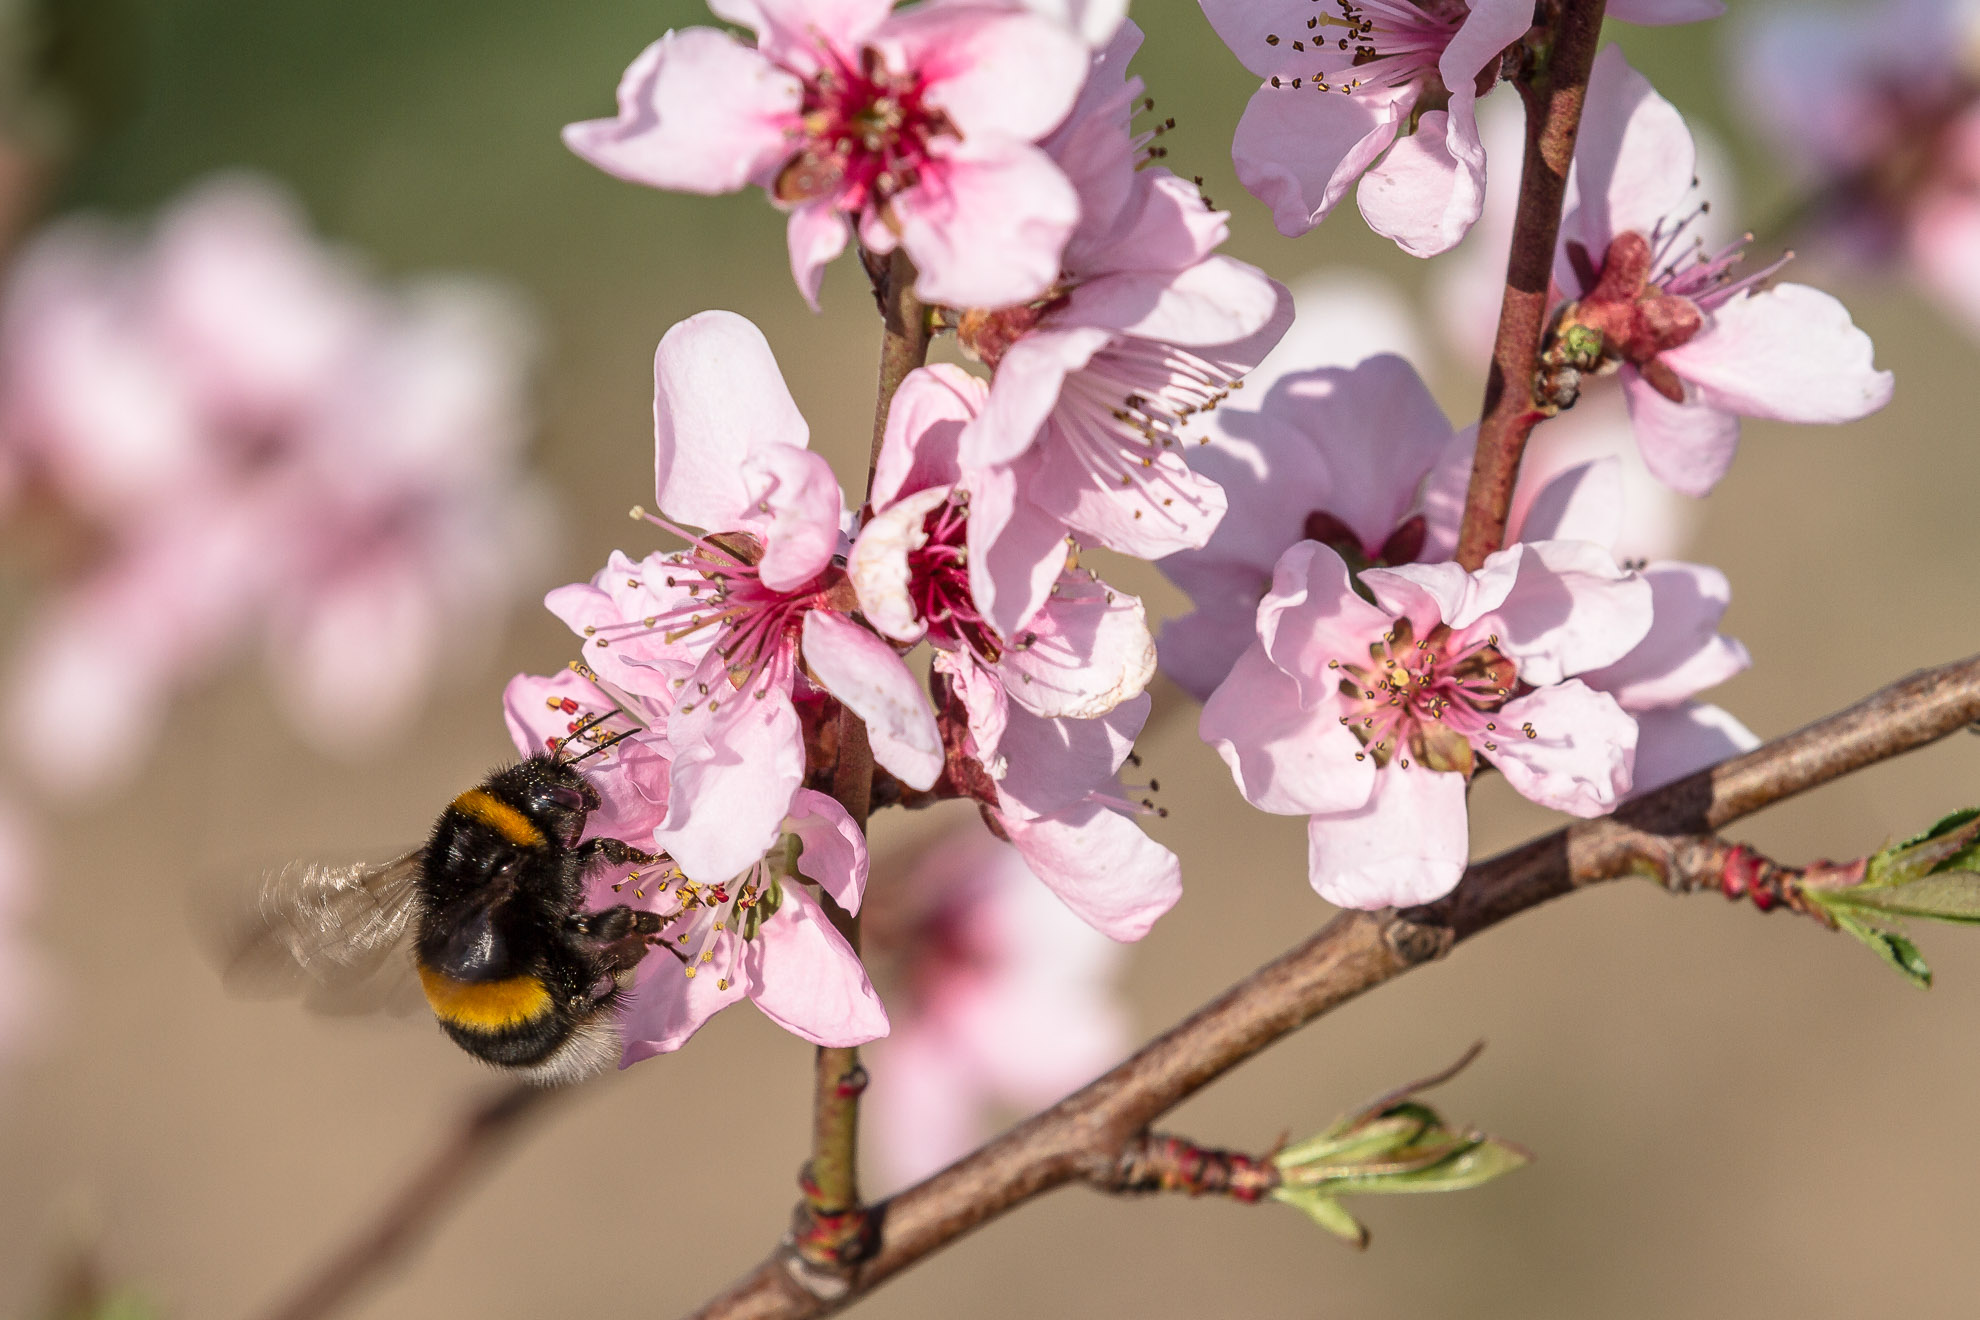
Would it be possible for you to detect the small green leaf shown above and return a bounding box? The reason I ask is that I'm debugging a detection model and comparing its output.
[1823,871,1980,923]
[1361,1136,1532,1195]
[1832,912,1934,988]
[1270,1188,1369,1247]
[1865,809,1980,887]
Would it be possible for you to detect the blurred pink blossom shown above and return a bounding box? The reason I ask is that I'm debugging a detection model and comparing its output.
[563,0,1090,309]
[864,824,1129,1186]
[1198,0,1717,254]
[0,176,550,793]
[1736,0,1980,336]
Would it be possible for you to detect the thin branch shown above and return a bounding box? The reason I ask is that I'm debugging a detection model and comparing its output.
[251,1083,551,1320]
[1454,0,1609,572]
[683,652,1980,1320]
[795,248,933,1284]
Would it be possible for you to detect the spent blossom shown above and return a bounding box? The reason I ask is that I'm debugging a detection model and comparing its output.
[864,824,1129,1185]
[1547,46,1894,496]
[563,0,1092,309]
[504,669,887,1060]
[1198,0,1721,255]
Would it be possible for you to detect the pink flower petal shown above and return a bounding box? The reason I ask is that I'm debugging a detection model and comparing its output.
[1621,369,1742,497]
[997,572,1155,719]
[746,885,891,1046]
[1357,110,1477,257]
[801,611,943,790]
[1257,541,1397,704]
[785,787,870,913]
[1201,640,1375,816]
[850,483,952,643]
[1306,762,1470,910]
[619,951,750,1061]
[961,325,1110,467]
[1029,436,1228,559]
[1231,82,1406,237]
[1060,253,1281,346]
[1490,680,1638,816]
[741,445,844,591]
[708,0,894,73]
[1197,0,1316,80]
[787,202,851,312]
[1510,458,1625,545]
[1582,562,1749,708]
[935,649,1010,770]
[865,1025,983,1186]
[895,138,1079,309]
[874,7,1088,142]
[1663,284,1894,425]
[1157,589,1264,702]
[652,311,810,529]
[966,452,1070,639]
[655,678,805,882]
[1481,540,1653,685]
[871,364,980,508]
[561,30,801,194]
[995,697,1144,819]
[1559,45,1695,281]
[1629,701,1756,795]
[997,800,1181,941]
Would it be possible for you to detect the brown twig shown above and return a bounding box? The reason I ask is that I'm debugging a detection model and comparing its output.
[683,652,1980,1320]
[251,1083,551,1320]
[1453,0,1609,572]
[793,249,934,1286]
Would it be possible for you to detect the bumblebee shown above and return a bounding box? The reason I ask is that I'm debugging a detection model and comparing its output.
[226,725,668,1084]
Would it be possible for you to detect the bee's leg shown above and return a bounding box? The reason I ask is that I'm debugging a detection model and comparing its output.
[566,904,665,975]
[577,837,666,869]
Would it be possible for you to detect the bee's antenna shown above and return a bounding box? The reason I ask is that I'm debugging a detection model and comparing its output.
[563,726,637,767]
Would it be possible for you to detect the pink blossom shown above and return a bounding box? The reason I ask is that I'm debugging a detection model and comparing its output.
[1164,345,1750,804]
[1736,0,1980,338]
[1201,537,1653,910]
[0,177,548,793]
[549,310,940,885]
[950,22,1290,602]
[1198,0,1719,255]
[1553,46,1894,496]
[938,663,1182,939]
[502,670,888,1060]
[863,824,1128,1185]
[562,0,1091,309]
[855,362,1157,717]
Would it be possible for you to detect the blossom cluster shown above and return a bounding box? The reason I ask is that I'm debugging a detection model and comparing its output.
[0,176,551,793]
[498,0,1894,1069]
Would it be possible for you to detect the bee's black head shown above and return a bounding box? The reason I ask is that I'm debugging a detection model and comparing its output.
[491,756,600,848]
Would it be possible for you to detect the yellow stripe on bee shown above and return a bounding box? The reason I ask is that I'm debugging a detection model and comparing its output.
[418,965,554,1031]
[449,788,546,848]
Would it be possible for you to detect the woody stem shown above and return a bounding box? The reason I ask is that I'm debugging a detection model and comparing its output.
[795,248,932,1283]
[1453,0,1609,572]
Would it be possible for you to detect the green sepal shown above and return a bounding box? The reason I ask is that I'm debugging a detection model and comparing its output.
[1269,1188,1369,1248]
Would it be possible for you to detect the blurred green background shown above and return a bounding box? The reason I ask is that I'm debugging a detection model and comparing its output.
[8,1,1980,1317]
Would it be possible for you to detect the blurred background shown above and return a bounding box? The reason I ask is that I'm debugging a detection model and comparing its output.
[4,1,1979,1317]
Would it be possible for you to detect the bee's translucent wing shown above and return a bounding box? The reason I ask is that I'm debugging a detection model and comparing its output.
[222,851,427,1016]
